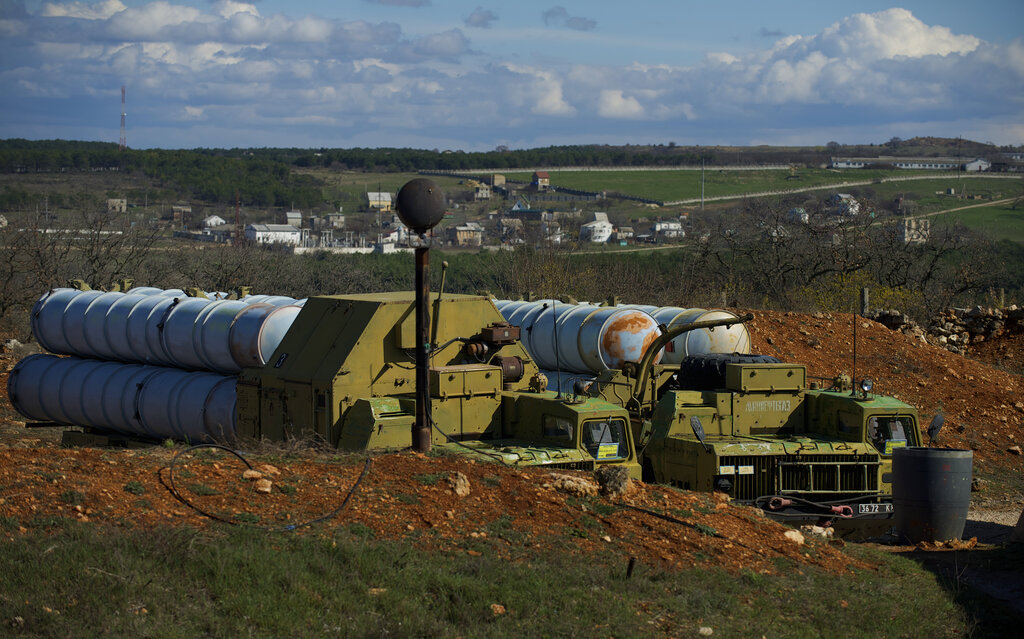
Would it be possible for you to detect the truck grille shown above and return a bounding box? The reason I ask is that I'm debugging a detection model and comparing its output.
[719,454,879,501]
[541,460,596,472]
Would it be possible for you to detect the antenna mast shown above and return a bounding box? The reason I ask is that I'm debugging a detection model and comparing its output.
[119,85,127,151]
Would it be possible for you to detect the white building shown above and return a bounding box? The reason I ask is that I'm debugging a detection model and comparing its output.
[244,224,302,246]
[285,210,303,228]
[828,193,861,217]
[898,218,931,245]
[203,215,227,228]
[580,212,613,243]
[654,220,684,239]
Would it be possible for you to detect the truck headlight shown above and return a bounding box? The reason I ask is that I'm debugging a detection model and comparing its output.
[860,378,873,394]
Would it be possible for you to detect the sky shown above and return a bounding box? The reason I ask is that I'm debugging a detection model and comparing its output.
[1,0,1022,151]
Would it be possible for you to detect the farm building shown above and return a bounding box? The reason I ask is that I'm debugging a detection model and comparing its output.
[830,156,991,171]
[580,212,613,243]
[245,224,301,246]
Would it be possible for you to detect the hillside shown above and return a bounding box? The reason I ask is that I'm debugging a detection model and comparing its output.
[1,307,1022,540]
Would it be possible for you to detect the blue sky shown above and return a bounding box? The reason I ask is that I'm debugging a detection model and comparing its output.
[2,0,1022,150]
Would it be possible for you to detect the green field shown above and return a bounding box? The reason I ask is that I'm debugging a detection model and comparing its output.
[502,169,1019,206]
[2,522,1018,638]
[936,202,1024,243]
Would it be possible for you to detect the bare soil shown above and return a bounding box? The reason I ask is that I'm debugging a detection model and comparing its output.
[1,310,1022,582]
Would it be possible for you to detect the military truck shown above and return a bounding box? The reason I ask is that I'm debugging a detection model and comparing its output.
[12,287,920,534]
[235,292,918,533]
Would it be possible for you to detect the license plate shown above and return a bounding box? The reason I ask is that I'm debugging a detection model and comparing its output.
[858,503,894,514]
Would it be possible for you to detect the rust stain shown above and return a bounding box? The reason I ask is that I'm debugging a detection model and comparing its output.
[601,312,659,365]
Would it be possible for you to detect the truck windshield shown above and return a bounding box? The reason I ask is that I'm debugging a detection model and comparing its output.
[581,418,629,460]
[867,415,913,455]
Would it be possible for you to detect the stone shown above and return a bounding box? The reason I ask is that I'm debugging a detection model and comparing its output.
[1008,446,1022,456]
[543,473,598,497]
[698,627,714,636]
[783,529,805,545]
[446,471,471,497]
[242,469,263,481]
[491,604,506,616]
[255,479,273,493]
[594,465,631,496]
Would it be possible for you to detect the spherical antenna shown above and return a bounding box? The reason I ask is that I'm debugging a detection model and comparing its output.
[395,178,446,234]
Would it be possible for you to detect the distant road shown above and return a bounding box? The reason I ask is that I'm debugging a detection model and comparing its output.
[912,197,1017,220]
[664,173,1021,206]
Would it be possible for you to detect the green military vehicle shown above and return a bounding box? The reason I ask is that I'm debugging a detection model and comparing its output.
[236,292,918,534]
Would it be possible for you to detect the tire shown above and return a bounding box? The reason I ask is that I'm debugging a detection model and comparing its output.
[675,353,780,390]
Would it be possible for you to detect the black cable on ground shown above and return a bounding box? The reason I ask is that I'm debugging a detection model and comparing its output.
[163,443,371,532]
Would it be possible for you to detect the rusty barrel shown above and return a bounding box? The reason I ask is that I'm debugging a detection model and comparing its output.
[893,447,973,543]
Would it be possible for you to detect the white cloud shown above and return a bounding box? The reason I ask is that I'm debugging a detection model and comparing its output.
[0,4,1020,149]
[40,0,125,19]
[597,90,644,118]
[465,7,497,29]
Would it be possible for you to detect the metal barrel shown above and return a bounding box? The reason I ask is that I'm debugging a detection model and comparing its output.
[893,447,973,543]
[136,367,238,440]
[242,294,298,307]
[228,303,303,368]
[8,354,236,442]
[127,286,185,297]
[58,289,107,357]
[28,286,304,374]
[196,300,250,373]
[650,307,751,364]
[30,288,84,354]
[576,306,662,372]
[125,294,178,365]
[496,299,662,374]
[159,297,217,370]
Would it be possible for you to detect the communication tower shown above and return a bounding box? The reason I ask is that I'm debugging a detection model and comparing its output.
[119,85,127,150]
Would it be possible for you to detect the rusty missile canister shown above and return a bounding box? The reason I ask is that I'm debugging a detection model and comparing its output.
[650,307,751,364]
[577,306,663,372]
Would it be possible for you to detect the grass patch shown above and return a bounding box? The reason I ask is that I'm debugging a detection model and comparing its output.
[123,481,145,496]
[412,472,446,486]
[0,523,1005,638]
[186,483,219,497]
[59,490,84,505]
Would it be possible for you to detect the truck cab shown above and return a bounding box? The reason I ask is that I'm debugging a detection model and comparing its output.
[441,391,642,478]
[613,356,921,535]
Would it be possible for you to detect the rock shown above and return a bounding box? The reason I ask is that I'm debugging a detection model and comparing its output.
[594,465,631,496]
[1008,446,1022,456]
[255,479,273,493]
[698,627,714,636]
[446,471,471,497]
[543,473,598,497]
[242,469,263,481]
[799,524,834,538]
[258,464,281,476]
[783,529,805,545]
[491,604,506,616]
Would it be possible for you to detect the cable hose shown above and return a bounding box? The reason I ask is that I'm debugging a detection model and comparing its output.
[164,443,371,532]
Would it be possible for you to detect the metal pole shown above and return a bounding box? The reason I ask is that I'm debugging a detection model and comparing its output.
[413,241,432,451]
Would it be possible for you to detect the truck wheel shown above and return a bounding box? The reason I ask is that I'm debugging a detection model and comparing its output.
[675,353,780,390]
